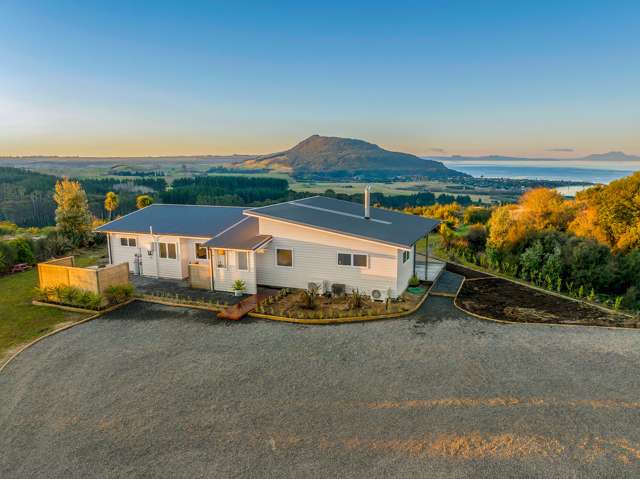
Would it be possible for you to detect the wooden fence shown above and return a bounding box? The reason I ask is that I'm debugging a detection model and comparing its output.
[188,263,211,290]
[37,257,130,295]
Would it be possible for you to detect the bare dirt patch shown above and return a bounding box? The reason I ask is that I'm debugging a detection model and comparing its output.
[457,278,637,328]
[446,262,491,279]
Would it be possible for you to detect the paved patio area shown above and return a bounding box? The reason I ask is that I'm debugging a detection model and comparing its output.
[131,274,244,305]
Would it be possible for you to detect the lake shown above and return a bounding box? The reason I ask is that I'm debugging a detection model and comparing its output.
[442,163,635,184]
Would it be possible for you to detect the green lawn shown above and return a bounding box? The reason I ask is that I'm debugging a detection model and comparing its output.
[0,247,106,363]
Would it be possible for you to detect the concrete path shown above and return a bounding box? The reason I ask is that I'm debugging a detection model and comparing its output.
[429,270,464,296]
[1,299,639,478]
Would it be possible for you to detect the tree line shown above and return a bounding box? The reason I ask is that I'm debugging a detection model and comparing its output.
[427,173,640,311]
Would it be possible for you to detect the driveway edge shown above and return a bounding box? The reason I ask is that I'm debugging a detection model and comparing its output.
[0,299,135,374]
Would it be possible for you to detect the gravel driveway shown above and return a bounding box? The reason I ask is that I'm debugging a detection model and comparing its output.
[2,299,640,478]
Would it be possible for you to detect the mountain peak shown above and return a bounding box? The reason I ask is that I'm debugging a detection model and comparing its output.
[240,135,467,180]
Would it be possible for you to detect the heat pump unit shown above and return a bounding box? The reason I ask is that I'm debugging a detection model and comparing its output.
[371,289,382,300]
[331,283,346,297]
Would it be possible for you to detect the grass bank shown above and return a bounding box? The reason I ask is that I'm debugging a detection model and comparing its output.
[0,247,106,362]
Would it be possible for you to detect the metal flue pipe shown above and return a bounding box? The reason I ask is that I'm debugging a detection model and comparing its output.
[364,185,371,219]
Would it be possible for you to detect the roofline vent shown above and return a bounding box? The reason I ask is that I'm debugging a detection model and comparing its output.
[364,185,371,219]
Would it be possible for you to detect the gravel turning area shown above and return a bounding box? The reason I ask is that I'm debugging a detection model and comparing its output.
[2,299,640,478]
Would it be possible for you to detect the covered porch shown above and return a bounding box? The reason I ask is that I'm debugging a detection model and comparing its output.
[414,232,445,283]
[415,257,446,283]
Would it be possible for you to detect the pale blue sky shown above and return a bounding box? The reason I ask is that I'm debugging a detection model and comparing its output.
[1,1,638,157]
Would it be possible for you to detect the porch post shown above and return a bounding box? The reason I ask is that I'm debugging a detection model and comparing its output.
[425,233,429,280]
[412,244,416,277]
[106,233,112,265]
[208,248,214,291]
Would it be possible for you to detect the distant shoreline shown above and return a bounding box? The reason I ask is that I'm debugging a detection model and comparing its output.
[444,163,634,184]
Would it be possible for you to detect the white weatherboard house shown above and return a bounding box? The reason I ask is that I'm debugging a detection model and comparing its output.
[95,194,441,299]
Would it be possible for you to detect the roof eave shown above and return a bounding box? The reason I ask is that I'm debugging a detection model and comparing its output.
[245,210,436,250]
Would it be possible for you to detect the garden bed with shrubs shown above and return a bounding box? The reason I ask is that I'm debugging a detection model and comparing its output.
[33,283,135,311]
[253,284,428,321]
[457,277,638,328]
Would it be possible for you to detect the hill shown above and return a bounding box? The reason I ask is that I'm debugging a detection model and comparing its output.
[240,135,468,180]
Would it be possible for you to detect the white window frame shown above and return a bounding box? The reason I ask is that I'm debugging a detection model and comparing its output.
[275,248,293,268]
[402,250,410,263]
[159,242,177,260]
[237,251,249,271]
[194,242,208,260]
[216,249,227,269]
[120,237,137,247]
[337,252,369,269]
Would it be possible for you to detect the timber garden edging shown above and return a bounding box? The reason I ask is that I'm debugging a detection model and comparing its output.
[248,282,434,325]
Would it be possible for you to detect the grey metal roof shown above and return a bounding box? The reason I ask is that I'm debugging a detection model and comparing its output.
[245,196,440,248]
[204,217,272,250]
[95,204,247,238]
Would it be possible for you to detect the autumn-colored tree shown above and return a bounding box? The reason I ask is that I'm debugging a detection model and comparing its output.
[517,188,575,231]
[54,178,93,246]
[569,173,640,251]
[412,202,462,227]
[136,195,154,209]
[104,191,119,220]
[486,205,529,252]
[463,206,492,225]
[439,223,455,249]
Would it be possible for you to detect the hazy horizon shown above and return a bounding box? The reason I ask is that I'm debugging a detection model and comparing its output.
[2,1,639,158]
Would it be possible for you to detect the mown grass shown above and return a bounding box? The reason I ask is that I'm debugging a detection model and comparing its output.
[0,247,106,362]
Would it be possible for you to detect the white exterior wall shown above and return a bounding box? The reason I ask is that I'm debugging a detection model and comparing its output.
[108,233,203,280]
[212,249,258,294]
[396,247,414,294]
[109,233,139,273]
[255,217,405,298]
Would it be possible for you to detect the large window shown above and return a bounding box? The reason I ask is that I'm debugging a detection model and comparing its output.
[237,251,248,270]
[159,242,177,259]
[337,253,351,266]
[276,248,293,267]
[120,237,137,247]
[195,243,208,260]
[216,249,227,268]
[353,254,368,267]
[338,252,368,268]
[402,250,410,263]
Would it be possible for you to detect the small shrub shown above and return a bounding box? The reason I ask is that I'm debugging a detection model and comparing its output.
[614,296,623,310]
[33,287,49,302]
[0,220,17,236]
[104,284,134,305]
[348,290,365,309]
[12,238,35,265]
[77,291,103,310]
[408,275,420,287]
[233,279,246,292]
[35,284,104,310]
[300,290,317,309]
